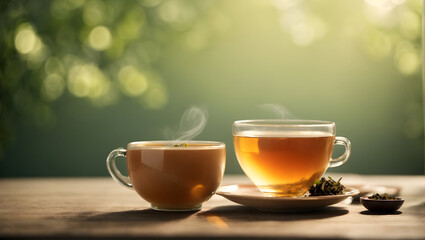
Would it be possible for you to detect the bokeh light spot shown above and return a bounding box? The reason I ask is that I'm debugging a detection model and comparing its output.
[15,26,37,54]
[83,0,106,26]
[118,66,148,97]
[291,22,315,46]
[13,23,50,70]
[395,51,419,75]
[144,87,167,109]
[45,57,66,76]
[89,26,112,51]
[394,41,419,75]
[158,0,195,30]
[158,1,179,23]
[67,64,110,98]
[364,0,397,11]
[279,11,326,47]
[42,74,66,101]
[399,10,420,39]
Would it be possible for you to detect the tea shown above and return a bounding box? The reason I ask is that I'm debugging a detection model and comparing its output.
[234,131,335,196]
[126,142,225,210]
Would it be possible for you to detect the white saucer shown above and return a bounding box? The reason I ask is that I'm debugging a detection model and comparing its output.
[216,184,359,212]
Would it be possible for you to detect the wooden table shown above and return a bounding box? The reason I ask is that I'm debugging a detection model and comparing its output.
[1,174,424,239]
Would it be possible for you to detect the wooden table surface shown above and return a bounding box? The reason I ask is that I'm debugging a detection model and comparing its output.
[1,174,424,239]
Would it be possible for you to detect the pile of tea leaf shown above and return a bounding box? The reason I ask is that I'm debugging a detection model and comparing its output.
[368,193,397,200]
[308,176,345,196]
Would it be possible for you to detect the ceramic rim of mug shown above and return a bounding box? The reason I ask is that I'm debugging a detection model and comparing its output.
[127,140,225,150]
[233,119,335,127]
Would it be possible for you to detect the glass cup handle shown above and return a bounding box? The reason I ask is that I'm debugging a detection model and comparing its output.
[106,148,133,189]
[329,136,351,168]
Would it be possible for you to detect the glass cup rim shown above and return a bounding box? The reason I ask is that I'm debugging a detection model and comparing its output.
[127,140,225,150]
[233,119,335,127]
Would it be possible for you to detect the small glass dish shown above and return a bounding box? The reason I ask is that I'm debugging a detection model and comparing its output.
[360,196,404,212]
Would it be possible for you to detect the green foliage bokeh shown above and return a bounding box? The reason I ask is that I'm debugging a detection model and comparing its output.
[0,0,423,176]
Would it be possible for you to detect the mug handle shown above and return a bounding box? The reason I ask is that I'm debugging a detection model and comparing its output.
[329,136,351,168]
[106,148,133,189]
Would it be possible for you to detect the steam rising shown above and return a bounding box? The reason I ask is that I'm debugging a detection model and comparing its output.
[165,106,208,141]
[164,104,293,141]
[260,104,296,119]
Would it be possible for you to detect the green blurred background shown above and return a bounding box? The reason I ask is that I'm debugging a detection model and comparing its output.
[0,0,423,177]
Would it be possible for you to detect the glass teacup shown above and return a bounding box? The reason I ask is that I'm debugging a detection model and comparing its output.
[233,120,351,196]
[107,141,226,211]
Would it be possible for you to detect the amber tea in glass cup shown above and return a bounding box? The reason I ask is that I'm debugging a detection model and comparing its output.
[233,120,351,197]
[107,141,225,211]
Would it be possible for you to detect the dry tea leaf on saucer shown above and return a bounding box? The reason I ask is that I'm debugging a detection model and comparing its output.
[308,176,345,196]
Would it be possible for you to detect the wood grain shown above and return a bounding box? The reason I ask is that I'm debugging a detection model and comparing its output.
[0,175,424,239]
